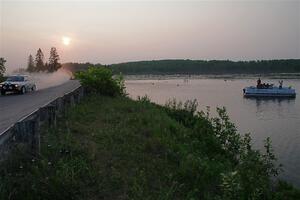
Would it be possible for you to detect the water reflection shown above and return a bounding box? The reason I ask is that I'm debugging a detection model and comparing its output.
[246,97,296,120]
[252,97,295,109]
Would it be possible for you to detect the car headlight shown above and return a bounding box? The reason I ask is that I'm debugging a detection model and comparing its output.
[15,84,19,87]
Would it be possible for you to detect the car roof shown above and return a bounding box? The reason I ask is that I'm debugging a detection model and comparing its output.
[9,75,29,77]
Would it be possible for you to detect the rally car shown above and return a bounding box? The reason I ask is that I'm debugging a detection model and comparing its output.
[0,75,36,95]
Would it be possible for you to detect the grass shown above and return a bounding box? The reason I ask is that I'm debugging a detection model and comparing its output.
[0,94,299,199]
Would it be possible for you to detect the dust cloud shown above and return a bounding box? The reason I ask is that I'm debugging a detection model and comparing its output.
[30,69,72,90]
[9,68,73,90]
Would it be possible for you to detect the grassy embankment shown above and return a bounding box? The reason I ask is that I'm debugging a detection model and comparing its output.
[1,94,300,199]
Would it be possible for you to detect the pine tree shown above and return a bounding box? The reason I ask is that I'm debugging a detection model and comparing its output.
[0,58,6,80]
[35,48,44,72]
[44,62,49,72]
[48,47,61,72]
[0,57,6,76]
[27,54,35,72]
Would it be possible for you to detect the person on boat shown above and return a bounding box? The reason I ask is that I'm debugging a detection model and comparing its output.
[279,80,283,89]
[257,78,261,88]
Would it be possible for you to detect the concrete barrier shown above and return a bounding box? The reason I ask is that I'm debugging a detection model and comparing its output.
[0,86,85,160]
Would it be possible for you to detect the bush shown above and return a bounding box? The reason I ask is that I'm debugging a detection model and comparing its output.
[0,76,5,82]
[163,99,291,199]
[75,66,125,96]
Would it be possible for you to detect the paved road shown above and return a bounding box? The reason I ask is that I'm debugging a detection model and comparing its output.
[0,80,80,133]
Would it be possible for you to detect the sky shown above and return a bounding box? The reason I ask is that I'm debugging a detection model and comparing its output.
[0,0,299,72]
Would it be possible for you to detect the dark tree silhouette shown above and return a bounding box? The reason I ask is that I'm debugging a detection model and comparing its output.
[0,57,6,77]
[27,54,35,72]
[48,47,61,72]
[44,62,49,72]
[61,59,300,75]
[108,59,300,75]
[35,48,45,72]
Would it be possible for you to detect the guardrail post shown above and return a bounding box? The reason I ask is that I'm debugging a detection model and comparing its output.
[50,104,57,128]
[14,114,40,154]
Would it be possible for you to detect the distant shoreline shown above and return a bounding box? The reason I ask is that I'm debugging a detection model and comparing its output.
[124,73,300,80]
[62,59,300,77]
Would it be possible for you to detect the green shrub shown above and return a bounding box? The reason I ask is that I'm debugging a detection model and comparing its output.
[163,99,286,199]
[0,76,5,82]
[75,66,125,96]
[137,95,151,104]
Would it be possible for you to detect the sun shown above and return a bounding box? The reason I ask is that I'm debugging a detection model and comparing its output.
[62,36,71,46]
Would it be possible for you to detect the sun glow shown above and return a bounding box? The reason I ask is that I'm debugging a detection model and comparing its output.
[62,36,71,46]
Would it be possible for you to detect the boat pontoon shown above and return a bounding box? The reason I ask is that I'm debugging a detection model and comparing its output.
[243,85,296,98]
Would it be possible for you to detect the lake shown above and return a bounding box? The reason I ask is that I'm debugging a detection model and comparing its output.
[125,77,300,187]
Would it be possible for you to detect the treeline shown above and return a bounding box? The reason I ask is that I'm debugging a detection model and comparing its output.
[62,59,300,75]
[27,47,61,73]
[110,59,300,75]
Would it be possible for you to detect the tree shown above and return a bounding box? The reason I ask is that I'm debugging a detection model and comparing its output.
[44,62,49,72]
[0,57,6,77]
[48,47,61,72]
[27,54,35,72]
[35,48,44,72]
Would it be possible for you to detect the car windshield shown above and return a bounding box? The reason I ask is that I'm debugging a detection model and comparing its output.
[6,76,25,82]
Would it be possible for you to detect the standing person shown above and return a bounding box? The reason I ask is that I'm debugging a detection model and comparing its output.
[279,80,283,89]
[257,78,261,88]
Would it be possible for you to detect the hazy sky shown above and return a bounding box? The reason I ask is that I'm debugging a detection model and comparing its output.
[0,0,299,71]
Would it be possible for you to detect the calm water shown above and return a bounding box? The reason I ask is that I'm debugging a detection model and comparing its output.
[125,78,300,187]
